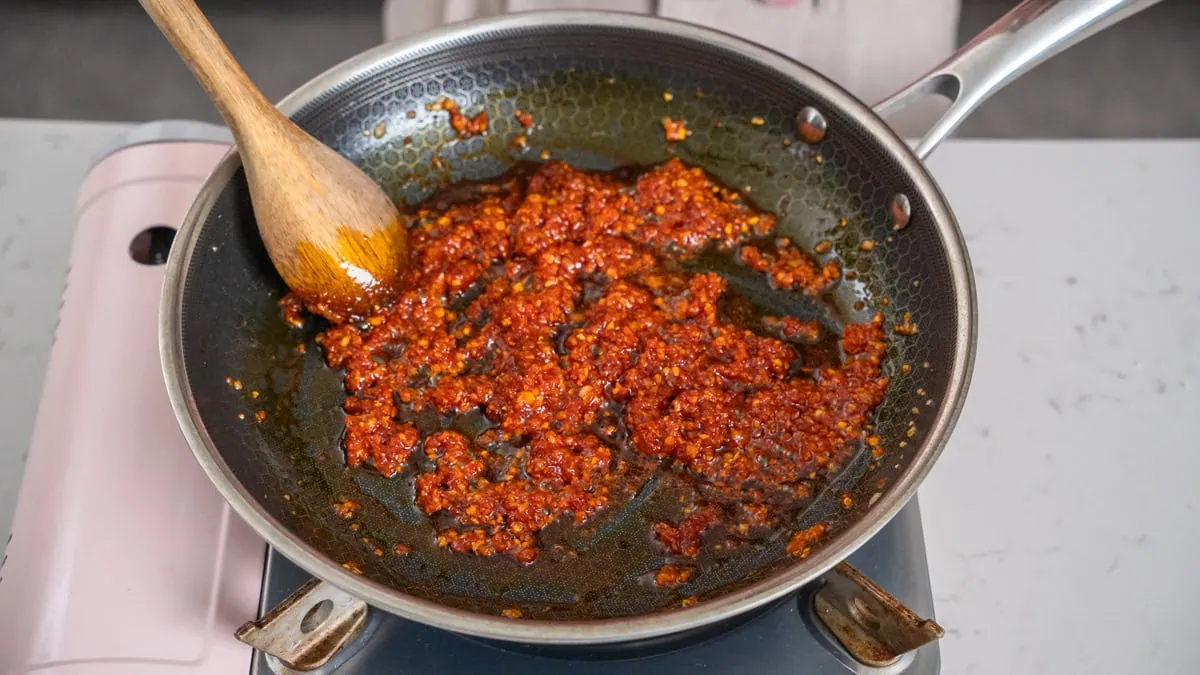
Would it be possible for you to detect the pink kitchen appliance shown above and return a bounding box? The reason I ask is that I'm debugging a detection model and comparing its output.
[0,122,266,675]
[0,121,940,674]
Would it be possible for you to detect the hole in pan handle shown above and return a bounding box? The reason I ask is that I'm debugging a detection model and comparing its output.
[812,562,945,668]
[873,0,1164,161]
[236,578,369,672]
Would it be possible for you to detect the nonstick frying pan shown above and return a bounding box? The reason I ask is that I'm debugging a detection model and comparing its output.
[159,0,1159,653]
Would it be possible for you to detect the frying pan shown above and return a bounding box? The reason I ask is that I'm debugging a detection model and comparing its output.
[159,0,1159,653]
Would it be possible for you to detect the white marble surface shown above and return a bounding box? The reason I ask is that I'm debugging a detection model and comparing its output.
[921,141,1200,675]
[0,119,129,542]
[0,121,1197,674]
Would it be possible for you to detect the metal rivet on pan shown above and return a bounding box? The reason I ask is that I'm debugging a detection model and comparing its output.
[795,106,827,144]
[890,193,912,230]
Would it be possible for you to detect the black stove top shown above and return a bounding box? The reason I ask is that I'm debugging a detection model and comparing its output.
[252,497,939,674]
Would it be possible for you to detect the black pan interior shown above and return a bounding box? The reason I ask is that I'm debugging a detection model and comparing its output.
[179,21,962,621]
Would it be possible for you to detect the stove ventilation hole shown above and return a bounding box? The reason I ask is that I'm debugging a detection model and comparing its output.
[129,225,177,265]
[300,599,334,633]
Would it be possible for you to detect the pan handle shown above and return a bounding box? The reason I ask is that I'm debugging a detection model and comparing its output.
[873,0,1164,160]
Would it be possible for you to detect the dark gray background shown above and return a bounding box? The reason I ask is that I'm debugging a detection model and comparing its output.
[1,0,1197,137]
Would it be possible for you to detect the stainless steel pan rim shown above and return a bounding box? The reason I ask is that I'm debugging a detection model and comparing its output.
[160,10,975,644]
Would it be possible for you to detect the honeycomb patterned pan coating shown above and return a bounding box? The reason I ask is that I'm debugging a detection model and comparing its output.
[179,22,969,622]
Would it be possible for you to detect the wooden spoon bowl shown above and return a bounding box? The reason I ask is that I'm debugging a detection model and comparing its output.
[139,0,406,319]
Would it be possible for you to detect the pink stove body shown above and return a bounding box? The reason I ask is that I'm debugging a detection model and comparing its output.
[0,124,265,675]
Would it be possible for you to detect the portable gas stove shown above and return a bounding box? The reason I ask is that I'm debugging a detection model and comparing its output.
[0,122,940,675]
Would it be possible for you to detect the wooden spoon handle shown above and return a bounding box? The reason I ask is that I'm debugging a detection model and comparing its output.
[137,0,275,133]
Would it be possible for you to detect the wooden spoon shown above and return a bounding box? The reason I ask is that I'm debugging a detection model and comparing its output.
[138,0,406,319]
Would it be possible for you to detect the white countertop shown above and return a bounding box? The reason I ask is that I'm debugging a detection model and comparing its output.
[1,120,1196,674]
[0,119,128,536]
[917,141,1200,675]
